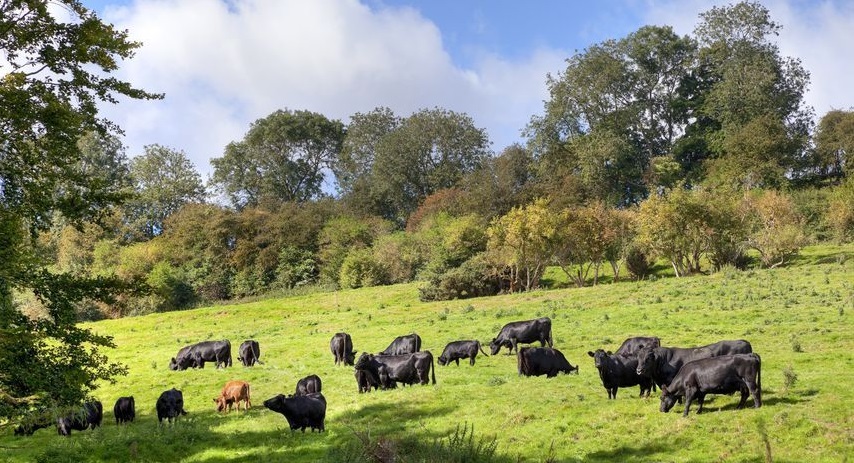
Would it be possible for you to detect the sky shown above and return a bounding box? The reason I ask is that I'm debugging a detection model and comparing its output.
[77,0,854,181]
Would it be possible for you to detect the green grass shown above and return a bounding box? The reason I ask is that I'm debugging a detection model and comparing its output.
[2,244,853,462]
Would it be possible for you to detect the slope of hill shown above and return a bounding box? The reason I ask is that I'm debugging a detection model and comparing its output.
[3,244,852,462]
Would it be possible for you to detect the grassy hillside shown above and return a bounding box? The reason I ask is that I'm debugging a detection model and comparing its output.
[2,244,852,462]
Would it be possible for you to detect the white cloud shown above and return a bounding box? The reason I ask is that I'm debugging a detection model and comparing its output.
[98,0,565,179]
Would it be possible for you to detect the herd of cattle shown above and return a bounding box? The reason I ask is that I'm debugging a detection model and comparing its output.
[13,316,763,437]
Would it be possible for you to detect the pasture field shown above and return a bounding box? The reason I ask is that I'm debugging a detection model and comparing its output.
[2,244,852,462]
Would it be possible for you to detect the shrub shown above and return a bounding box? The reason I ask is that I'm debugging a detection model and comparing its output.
[274,246,318,289]
[339,248,389,289]
[827,178,854,243]
[744,190,807,268]
[625,244,652,280]
[419,253,500,301]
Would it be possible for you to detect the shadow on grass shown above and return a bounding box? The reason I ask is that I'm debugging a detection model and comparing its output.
[26,400,502,463]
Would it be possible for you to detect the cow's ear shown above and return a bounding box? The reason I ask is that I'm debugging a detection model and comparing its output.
[638,345,644,350]
[661,385,668,394]
[606,351,612,355]
[587,351,594,357]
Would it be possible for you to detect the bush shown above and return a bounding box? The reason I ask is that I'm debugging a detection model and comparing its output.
[419,253,500,301]
[827,178,854,243]
[339,248,389,289]
[744,190,807,268]
[275,246,318,289]
[625,244,652,280]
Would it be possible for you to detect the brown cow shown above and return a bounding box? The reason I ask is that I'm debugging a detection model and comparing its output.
[213,380,251,412]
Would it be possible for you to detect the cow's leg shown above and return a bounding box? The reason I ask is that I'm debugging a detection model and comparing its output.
[455,358,460,366]
[683,388,696,416]
[696,393,706,414]
[510,338,517,355]
[470,356,475,366]
[612,387,618,399]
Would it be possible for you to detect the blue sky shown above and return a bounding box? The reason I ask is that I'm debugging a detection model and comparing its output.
[78,0,854,180]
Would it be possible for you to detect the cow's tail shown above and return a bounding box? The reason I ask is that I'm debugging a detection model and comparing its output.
[431,352,436,385]
[548,328,554,348]
[477,341,489,357]
[517,349,526,375]
[415,334,422,353]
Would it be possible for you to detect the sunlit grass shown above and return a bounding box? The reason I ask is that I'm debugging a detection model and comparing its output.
[2,244,852,462]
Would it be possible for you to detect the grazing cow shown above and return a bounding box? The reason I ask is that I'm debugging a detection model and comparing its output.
[169,340,232,370]
[614,336,661,357]
[355,369,380,393]
[264,393,326,432]
[57,401,102,436]
[113,396,135,424]
[517,347,578,378]
[490,317,553,355]
[636,340,753,388]
[156,388,188,424]
[660,353,762,416]
[237,340,262,366]
[214,380,251,412]
[438,340,489,366]
[379,333,422,355]
[330,332,356,366]
[295,374,322,396]
[587,349,654,399]
[14,418,51,436]
[355,351,436,387]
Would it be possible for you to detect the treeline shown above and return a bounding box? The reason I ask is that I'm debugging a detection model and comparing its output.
[21,1,854,320]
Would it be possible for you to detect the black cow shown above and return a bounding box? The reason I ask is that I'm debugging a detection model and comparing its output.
[295,374,322,396]
[517,347,578,378]
[614,336,661,357]
[169,340,232,370]
[438,340,489,366]
[14,418,51,436]
[490,317,553,355]
[355,351,436,387]
[587,349,654,399]
[330,332,356,365]
[636,340,753,388]
[237,340,263,366]
[57,401,102,436]
[379,333,422,355]
[156,388,188,424]
[355,369,380,393]
[113,396,135,425]
[264,393,326,432]
[661,353,762,416]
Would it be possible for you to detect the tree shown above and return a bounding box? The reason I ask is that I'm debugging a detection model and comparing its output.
[335,107,401,198]
[361,108,491,224]
[743,190,807,268]
[0,0,160,424]
[635,188,709,277]
[486,199,556,292]
[125,144,205,240]
[461,143,536,219]
[693,1,812,189]
[814,110,854,181]
[211,109,345,209]
[527,25,696,205]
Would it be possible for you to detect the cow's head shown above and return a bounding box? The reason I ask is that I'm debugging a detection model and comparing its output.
[263,394,287,414]
[354,352,373,370]
[587,349,610,370]
[437,354,448,366]
[489,338,501,356]
[213,396,229,413]
[345,349,357,366]
[659,385,678,413]
[168,358,178,371]
[635,347,655,377]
